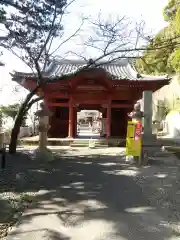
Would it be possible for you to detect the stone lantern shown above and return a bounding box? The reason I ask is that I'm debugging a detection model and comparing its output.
[0,63,4,150]
[34,102,53,161]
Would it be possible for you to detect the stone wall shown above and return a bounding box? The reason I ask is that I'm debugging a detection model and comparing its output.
[19,127,33,138]
[2,127,34,144]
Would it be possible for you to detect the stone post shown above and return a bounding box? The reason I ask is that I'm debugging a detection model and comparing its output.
[38,115,49,150]
[101,118,106,137]
[142,91,159,164]
[106,101,111,138]
[34,102,53,161]
[0,111,4,151]
[100,108,107,137]
[142,91,153,141]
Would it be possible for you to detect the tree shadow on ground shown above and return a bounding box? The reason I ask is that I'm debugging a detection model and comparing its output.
[1,148,179,239]
[135,151,180,229]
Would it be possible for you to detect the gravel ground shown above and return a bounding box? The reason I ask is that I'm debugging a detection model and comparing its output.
[133,151,180,236]
[0,152,43,239]
[1,147,180,239]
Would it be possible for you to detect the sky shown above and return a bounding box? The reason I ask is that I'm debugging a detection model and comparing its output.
[0,0,168,106]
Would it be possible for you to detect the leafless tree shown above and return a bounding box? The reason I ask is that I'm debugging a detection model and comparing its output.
[69,13,180,67]
[0,0,85,153]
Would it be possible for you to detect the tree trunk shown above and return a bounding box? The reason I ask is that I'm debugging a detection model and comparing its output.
[9,110,24,154]
[9,87,38,154]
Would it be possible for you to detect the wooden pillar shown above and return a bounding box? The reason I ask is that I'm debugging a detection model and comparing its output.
[100,108,106,137]
[68,97,74,138]
[106,100,111,138]
[102,111,106,118]
[73,107,77,137]
[47,106,55,138]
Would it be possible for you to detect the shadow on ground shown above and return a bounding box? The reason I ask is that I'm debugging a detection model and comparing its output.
[0,148,179,239]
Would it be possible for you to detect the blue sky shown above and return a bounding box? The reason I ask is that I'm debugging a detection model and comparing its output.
[0,0,168,105]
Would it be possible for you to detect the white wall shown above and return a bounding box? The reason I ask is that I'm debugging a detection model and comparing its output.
[165,111,180,137]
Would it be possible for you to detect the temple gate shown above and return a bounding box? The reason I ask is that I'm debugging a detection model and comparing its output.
[12,59,170,139]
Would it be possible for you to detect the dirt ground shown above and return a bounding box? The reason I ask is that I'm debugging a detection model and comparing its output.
[0,147,180,239]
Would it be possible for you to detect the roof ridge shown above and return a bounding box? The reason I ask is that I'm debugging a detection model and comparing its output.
[51,57,130,66]
[11,57,170,83]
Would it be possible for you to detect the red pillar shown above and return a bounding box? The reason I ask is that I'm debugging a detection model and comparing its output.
[68,97,74,138]
[73,107,77,137]
[106,100,111,138]
[102,111,106,118]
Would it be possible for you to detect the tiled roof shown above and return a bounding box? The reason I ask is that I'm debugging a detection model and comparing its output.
[11,58,169,82]
[45,58,169,81]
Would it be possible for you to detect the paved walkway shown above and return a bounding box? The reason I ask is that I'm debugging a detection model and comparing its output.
[7,148,174,240]
[77,125,100,138]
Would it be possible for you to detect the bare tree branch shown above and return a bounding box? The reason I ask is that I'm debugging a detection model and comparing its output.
[41,0,77,70]
[0,44,35,73]
[49,18,85,57]
[134,21,146,48]
[65,51,89,62]
[82,14,180,69]
[85,15,140,60]
[26,96,43,112]
[36,6,57,62]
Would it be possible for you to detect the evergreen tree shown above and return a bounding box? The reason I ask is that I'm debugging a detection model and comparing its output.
[136,0,180,74]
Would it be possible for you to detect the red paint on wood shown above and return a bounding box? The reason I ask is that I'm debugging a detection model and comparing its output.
[48,102,69,107]
[111,104,133,108]
[106,100,111,138]
[19,71,169,139]
[68,97,74,138]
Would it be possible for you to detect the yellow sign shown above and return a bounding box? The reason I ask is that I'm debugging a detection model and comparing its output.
[126,121,135,138]
[125,121,142,156]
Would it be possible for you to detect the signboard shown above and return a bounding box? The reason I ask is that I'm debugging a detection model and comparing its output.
[125,121,142,157]
[134,121,142,140]
[126,121,135,138]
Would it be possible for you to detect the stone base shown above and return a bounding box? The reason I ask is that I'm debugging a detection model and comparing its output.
[141,134,164,165]
[33,147,54,162]
[142,133,157,143]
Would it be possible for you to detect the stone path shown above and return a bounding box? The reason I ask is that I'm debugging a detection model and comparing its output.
[77,124,100,138]
[6,148,176,239]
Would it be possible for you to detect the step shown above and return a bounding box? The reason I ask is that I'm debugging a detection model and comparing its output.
[20,138,126,147]
[70,144,109,148]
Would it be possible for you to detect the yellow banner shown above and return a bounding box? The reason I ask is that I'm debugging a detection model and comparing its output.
[126,121,136,138]
[125,138,142,156]
[125,121,142,156]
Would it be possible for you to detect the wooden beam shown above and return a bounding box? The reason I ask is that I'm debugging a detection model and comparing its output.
[111,104,133,108]
[48,102,69,107]
[46,94,137,101]
[74,99,108,104]
[48,102,133,108]
[45,92,70,98]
